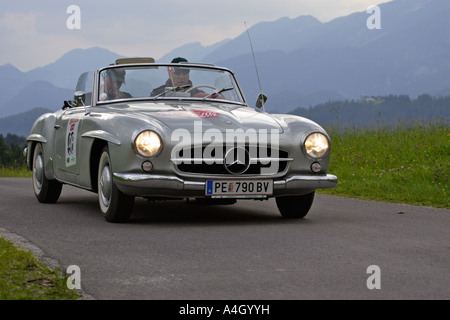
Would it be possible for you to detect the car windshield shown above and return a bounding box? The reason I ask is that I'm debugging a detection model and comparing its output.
[97,64,245,105]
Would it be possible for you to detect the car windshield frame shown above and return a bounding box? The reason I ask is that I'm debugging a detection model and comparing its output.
[95,63,247,106]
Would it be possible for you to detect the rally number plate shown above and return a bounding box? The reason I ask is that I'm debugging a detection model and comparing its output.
[205,179,273,198]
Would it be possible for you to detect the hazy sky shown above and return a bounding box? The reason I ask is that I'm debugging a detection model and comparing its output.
[0,0,392,71]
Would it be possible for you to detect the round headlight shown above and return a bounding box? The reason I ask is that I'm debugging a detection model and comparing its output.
[304,133,329,159]
[134,131,162,157]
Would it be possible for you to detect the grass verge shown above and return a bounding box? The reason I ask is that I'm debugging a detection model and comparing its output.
[0,237,80,300]
[0,166,31,178]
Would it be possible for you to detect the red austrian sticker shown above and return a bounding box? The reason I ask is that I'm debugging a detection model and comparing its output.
[156,111,197,118]
[191,110,221,118]
[155,110,221,119]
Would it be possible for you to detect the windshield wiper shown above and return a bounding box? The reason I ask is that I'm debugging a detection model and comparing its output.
[152,85,191,100]
[202,87,234,101]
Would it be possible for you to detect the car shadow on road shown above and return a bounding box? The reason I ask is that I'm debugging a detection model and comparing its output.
[128,198,311,226]
[56,189,313,226]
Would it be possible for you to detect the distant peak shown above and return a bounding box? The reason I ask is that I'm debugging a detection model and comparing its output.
[0,63,24,75]
[0,63,20,70]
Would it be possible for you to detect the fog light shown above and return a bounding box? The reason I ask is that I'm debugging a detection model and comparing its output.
[142,161,153,172]
[311,162,321,173]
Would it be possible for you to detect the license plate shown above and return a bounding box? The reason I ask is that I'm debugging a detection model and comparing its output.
[205,179,273,198]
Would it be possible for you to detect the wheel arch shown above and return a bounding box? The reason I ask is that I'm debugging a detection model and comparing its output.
[26,135,47,171]
[27,140,57,181]
[89,139,108,193]
[27,141,37,171]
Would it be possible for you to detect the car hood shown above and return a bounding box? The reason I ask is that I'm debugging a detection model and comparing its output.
[123,102,284,133]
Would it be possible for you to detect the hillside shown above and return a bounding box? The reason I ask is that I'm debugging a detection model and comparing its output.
[289,94,450,129]
[0,107,53,137]
[0,81,73,118]
[0,48,122,119]
[25,47,124,90]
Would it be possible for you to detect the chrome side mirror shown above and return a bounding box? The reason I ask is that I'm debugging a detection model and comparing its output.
[74,91,91,116]
[62,91,87,111]
[74,91,86,106]
[255,93,267,109]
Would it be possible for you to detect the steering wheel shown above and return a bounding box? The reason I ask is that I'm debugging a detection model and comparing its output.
[186,85,226,99]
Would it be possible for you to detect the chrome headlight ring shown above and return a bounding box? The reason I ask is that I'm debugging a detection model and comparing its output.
[133,130,163,158]
[303,132,330,159]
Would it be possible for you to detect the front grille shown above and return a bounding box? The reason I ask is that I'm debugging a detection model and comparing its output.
[173,146,290,175]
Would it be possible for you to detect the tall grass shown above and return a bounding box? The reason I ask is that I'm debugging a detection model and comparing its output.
[322,121,449,208]
[0,165,31,178]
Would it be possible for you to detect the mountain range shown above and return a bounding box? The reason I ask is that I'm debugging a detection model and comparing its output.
[0,0,449,135]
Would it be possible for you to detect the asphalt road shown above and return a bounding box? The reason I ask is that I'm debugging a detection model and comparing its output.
[0,177,449,300]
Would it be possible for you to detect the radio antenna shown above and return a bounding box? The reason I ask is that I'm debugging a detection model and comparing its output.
[244,21,266,112]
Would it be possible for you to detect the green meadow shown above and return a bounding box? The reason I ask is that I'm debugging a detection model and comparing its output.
[321,122,449,208]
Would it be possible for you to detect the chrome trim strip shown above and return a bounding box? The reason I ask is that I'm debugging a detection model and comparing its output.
[170,157,294,164]
[113,173,337,192]
[283,174,337,189]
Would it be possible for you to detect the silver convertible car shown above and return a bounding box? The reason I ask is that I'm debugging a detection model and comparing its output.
[25,58,337,222]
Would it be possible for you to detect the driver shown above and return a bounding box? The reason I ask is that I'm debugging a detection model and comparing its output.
[151,57,203,96]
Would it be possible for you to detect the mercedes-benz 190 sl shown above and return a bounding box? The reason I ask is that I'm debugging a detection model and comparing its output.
[25,58,337,222]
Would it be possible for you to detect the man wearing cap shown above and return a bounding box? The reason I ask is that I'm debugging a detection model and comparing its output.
[100,68,132,100]
[151,57,203,96]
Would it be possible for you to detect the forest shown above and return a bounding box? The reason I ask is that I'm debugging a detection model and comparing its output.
[0,134,27,168]
[289,94,450,129]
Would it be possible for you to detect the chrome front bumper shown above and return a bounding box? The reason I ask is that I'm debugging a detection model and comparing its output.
[113,173,337,197]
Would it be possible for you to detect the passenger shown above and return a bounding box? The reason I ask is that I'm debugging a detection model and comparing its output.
[100,68,132,100]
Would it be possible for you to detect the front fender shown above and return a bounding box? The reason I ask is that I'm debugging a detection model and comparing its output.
[25,134,46,170]
[26,113,58,178]
[82,130,121,146]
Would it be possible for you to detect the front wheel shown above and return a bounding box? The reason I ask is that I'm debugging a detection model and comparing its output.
[276,192,315,219]
[32,143,62,203]
[98,147,134,222]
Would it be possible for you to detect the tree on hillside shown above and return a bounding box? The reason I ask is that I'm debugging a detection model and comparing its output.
[0,134,26,167]
[289,94,450,129]
[0,135,7,164]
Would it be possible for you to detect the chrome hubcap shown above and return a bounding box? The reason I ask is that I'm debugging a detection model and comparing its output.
[34,154,44,190]
[100,165,112,207]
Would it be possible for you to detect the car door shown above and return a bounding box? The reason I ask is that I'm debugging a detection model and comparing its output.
[54,107,86,185]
